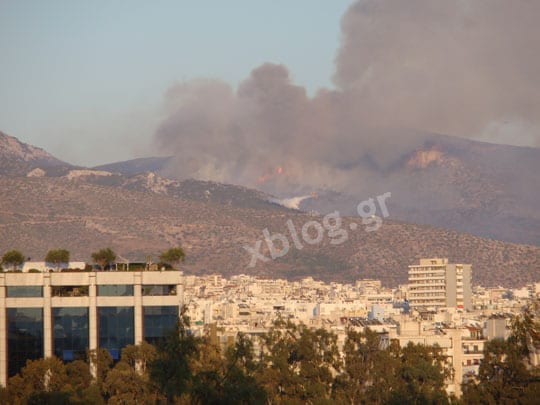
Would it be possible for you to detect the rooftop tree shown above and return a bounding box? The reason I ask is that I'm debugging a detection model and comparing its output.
[159,246,186,270]
[45,249,70,271]
[1,250,25,271]
[91,248,116,271]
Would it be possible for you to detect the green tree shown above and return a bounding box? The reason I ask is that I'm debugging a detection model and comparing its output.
[463,303,540,404]
[191,333,267,404]
[88,348,113,399]
[7,356,101,404]
[104,343,162,404]
[91,248,116,271]
[332,329,450,405]
[7,357,70,404]
[45,249,70,271]
[149,308,200,404]
[159,246,186,269]
[333,329,386,404]
[256,320,341,404]
[2,249,25,271]
[388,342,450,404]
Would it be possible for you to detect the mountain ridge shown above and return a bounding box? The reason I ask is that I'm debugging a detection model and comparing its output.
[83,132,540,246]
[1,130,539,287]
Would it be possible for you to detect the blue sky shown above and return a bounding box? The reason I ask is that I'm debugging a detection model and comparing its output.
[0,0,353,166]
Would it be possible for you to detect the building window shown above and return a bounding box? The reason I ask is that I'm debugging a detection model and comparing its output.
[143,306,179,345]
[6,286,43,297]
[53,307,89,361]
[97,285,134,296]
[142,285,176,296]
[52,286,89,297]
[98,307,134,360]
[7,308,43,377]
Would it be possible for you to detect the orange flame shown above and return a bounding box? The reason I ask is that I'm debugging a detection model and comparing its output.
[257,166,285,184]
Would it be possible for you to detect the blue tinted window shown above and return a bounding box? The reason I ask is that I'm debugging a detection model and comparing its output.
[98,307,134,359]
[143,306,178,345]
[6,286,43,297]
[7,308,43,377]
[53,307,89,361]
[97,285,134,296]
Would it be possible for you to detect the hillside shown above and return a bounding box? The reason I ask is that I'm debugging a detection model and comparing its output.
[0,131,72,176]
[96,133,540,247]
[0,176,538,287]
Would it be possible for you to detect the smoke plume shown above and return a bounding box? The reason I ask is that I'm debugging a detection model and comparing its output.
[156,0,540,195]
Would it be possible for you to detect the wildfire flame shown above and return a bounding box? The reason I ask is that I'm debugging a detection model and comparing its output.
[257,166,285,184]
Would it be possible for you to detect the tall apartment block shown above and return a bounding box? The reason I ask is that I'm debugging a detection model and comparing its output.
[0,270,184,386]
[408,258,472,311]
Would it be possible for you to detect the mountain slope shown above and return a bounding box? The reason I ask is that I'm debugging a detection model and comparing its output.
[93,156,173,175]
[0,131,73,176]
[300,134,540,246]
[86,133,540,246]
[0,176,538,287]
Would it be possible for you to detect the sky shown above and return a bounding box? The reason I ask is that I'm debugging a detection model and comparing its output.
[0,0,353,166]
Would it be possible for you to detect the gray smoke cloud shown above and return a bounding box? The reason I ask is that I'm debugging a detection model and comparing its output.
[156,0,540,195]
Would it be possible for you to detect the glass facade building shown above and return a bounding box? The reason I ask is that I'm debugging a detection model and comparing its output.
[143,306,178,344]
[53,307,89,361]
[0,270,183,385]
[98,307,135,360]
[7,308,43,377]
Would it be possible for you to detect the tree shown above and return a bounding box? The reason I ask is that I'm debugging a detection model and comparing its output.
[149,307,200,404]
[88,348,113,399]
[1,250,25,271]
[333,329,385,404]
[190,333,267,404]
[45,249,70,271]
[256,320,341,404]
[159,246,186,269]
[6,356,102,404]
[104,344,162,404]
[7,357,70,403]
[463,302,540,403]
[388,342,450,404]
[91,248,116,271]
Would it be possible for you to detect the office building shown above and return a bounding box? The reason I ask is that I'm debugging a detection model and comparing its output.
[0,270,183,386]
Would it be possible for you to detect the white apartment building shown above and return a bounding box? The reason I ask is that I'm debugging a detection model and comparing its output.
[408,258,472,311]
[0,269,183,386]
[391,315,486,398]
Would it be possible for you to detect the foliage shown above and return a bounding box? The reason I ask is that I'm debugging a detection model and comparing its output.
[190,333,267,404]
[87,348,113,398]
[1,249,25,271]
[462,303,540,404]
[91,247,116,271]
[45,249,70,267]
[16,312,540,405]
[159,246,186,269]
[256,320,341,404]
[104,344,163,404]
[149,307,200,403]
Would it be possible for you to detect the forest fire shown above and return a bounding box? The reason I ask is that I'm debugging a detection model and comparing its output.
[257,166,284,184]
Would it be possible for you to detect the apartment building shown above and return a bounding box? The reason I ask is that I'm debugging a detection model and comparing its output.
[391,316,486,397]
[0,269,183,386]
[408,258,472,311]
